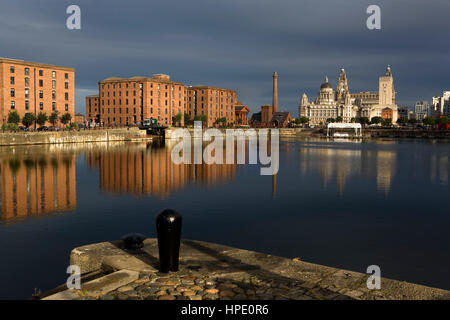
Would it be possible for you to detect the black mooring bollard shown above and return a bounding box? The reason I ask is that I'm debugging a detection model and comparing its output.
[121,233,146,250]
[156,209,182,273]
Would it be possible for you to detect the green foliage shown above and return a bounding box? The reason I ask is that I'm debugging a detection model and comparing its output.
[358,117,370,125]
[36,112,48,127]
[370,116,382,125]
[237,118,243,124]
[396,117,407,125]
[336,116,343,123]
[49,111,60,126]
[67,122,79,130]
[174,112,182,123]
[326,118,335,123]
[22,112,36,128]
[60,112,72,125]
[194,114,207,123]
[8,110,20,124]
[1,123,19,132]
[381,118,392,126]
[437,116,450,125]
[295,116,309,125]
[422,117,435,126]
[408,118,418,125]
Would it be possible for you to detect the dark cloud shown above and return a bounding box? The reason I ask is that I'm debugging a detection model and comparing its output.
[1,0,449,114]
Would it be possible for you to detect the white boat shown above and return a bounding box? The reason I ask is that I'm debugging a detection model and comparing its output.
[333,132,349,137]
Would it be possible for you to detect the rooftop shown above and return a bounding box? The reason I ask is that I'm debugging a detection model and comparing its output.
[0,57,75,72]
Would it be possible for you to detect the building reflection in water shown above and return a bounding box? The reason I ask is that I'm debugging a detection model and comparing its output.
[299,145,397,195]
[430,154,449,185]
[85,139,237,199]
[0,150,76,221]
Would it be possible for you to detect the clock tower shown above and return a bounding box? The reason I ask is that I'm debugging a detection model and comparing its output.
[336,68,349,104]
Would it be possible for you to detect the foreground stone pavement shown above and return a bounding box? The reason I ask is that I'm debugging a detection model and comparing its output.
[43,239,450,300]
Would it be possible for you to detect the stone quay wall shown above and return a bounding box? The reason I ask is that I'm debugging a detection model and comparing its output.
[0,128,151,146]
[165,127,315,139]
[42,239,450,300]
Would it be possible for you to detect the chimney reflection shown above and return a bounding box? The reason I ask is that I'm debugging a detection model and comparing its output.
[0,153,76,221]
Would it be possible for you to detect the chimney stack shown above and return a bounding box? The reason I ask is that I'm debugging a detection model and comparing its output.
[273,72,278,112]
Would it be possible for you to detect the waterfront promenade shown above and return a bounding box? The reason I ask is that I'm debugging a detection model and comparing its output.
[42,239,450,300]
[0,127,151,146]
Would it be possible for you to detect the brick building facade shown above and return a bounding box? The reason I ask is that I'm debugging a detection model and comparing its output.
[185,86,236,127]
[98,74,185,127]
[86,94,99,124]
[0,58,75,127]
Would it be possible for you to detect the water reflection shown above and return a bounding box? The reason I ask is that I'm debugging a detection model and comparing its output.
[0,151,76,221]
[299,145,397,195]
[0,139,449,222]
[430,154,449,185]
[85,140,237,199]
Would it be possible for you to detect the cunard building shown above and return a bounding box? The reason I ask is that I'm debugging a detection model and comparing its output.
[299,66,398,125]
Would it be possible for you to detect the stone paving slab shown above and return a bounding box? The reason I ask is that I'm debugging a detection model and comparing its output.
[54,238,450,300]
[43,269,139,300]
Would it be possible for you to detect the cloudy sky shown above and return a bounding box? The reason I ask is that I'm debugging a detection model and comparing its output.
[1,0,449,115]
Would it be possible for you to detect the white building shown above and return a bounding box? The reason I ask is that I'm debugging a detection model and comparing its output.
[299,66,398,125]
[431,91,450,118]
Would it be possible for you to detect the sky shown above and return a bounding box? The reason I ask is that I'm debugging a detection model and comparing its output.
[1,0,449,116]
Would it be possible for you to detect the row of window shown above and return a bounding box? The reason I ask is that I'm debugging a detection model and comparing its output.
[101,99,181,107]
[10,88,69,100]
[10,101,69,111]
[102,83,182,91]
[10,77,69,89]
[10,66,69,79]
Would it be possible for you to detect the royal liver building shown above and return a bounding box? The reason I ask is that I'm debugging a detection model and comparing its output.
[299,66,398,125]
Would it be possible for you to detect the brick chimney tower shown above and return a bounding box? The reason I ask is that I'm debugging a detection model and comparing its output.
[273,72,278,112]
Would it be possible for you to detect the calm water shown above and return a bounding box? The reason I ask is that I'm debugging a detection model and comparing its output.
[0,138,449,299]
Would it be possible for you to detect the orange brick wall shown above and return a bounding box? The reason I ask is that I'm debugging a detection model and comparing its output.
[0,59,75,126]
[86,95,99,123]
[186,87,237,127]
[98,76,185,127]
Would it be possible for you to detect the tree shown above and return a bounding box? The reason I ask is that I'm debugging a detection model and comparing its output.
[408,118,418,125]
[326,118,335,123]
[336,116,343,123]
[194,114,207,124]
[237,118,243,124]
[397,118,407,126]
[381,118,392,127]
[60,112,72,125]
[370,116,382,125]
[437,116,450,125]
[423,116,436,127]
[49,111,59,126]
[358,117,370,125]
[8,110,20,124]
[174,112,183,126]
[22,112,36,128]
[215,117,227,127]
[296,116,309,125]
[36,112,48,127]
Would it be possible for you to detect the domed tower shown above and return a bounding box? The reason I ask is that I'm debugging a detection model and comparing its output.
[318,76,334,105]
